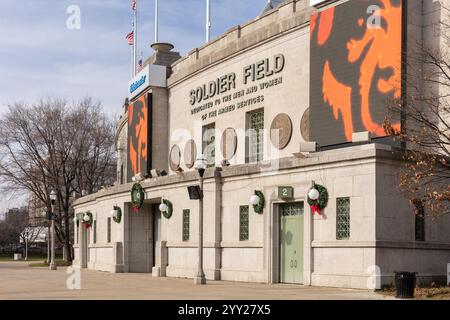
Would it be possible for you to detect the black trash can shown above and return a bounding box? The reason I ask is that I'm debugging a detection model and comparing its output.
[394,271,417,298]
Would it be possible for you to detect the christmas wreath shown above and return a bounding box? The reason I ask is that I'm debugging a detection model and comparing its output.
[82,211,93,229]
[112,206,122,223]
[307,184,328,216]
[160,199,173,219]
[131,183,145,212]
[252,190,265,214]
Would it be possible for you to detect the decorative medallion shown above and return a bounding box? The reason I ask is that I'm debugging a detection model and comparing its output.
[300,108,310,142]
[270,113,293,149]
[221,128,238,161]
[184,139,196,169]
[169,144,182,172]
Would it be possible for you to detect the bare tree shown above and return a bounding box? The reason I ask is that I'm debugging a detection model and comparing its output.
[0,97,116,261]
[20,226,45,260]
[384,2,450,217]
[0,209,27,252]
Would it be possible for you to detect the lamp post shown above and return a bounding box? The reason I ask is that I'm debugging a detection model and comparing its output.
[45,212,50,264]
[194,155,207,285]
[49,190,57,270]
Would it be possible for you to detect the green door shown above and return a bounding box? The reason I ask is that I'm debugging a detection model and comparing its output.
[279,202,304,284]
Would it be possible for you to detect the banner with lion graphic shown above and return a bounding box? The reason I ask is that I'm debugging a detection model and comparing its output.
[310,0,403,146]
[127,94,152,182]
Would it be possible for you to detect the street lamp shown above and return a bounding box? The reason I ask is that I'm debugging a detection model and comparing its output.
[49,190,57,270]
[42,211,50,264]
[194,154,207,285]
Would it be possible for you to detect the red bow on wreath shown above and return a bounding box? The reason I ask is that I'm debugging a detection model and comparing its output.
[311,204,321,216]
[132,206,140,213]
[83,222,90,229]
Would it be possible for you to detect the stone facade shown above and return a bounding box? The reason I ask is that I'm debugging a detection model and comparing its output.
[73,0,450,289]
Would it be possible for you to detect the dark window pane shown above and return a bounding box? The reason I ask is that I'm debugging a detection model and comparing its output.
[336,197,350,240]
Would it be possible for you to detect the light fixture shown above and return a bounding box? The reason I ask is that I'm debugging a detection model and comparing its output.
[110,208,118,218]
[50,190,57,204]
[159,202,169,213]
[194,154,208,177]
[308,188,320,201]
[250,194,260,206]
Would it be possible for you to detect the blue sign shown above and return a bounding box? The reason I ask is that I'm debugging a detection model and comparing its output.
[129,75,147,94]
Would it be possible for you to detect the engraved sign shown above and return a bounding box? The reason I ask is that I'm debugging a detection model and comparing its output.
[278,186,294,199]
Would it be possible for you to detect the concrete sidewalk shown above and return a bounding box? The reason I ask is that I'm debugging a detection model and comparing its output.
[0,261,392,300]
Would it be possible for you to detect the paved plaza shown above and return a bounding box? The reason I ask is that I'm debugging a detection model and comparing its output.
[0,261,393,300]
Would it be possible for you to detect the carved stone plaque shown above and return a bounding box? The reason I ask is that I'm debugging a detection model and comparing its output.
[270,113,292,150]
[183,139,196,169]
[221,128,237,161]
[300,108,310,142]
[169,144,182,172]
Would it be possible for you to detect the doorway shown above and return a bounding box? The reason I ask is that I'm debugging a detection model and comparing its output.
[128,204,153,273]
[279,202,304,284]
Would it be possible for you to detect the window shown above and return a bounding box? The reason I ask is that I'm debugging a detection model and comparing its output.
[93,220,97,244]
[107,218,111,243]
[280,202,304,216]
[202,123,215,167]
[247,109,264,163]
[183,209,190,242]
[76,222,79,244]
[336,197,350,240]
[414,200,425,241]
[239,206,249,241]
[120,165,124,185]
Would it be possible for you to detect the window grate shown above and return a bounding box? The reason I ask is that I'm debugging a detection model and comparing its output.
[280,202,304,216]
[413,200,426,241]
[415,214,425,241]
[107,218,111,243]
[336,197,350,240]
[239,206,249,241]
[93,220,97,244]
[183,209,190,242]
[249,110,264,162]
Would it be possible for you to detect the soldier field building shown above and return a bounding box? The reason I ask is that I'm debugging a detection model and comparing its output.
[72,0,450,289]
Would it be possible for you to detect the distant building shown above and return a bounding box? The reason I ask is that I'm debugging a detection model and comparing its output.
[28,193,48,227]
[4,207,28,225]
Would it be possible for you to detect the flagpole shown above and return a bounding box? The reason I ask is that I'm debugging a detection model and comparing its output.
[155,0,159,43]
[206,0,211,43]
[130,31,134,78]
[133,0,138,76]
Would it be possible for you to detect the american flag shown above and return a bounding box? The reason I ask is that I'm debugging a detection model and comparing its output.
[137,59,143,72]
[132,0,136,11]
[126,31,134,46]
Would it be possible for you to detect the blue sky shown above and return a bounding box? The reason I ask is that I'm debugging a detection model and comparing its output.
[0,0,268,215]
